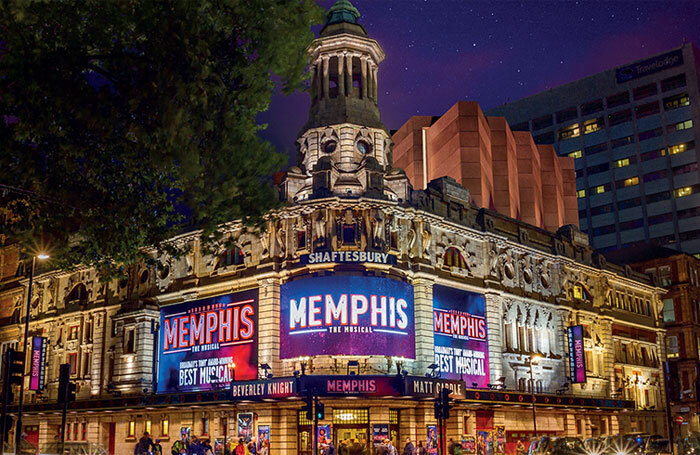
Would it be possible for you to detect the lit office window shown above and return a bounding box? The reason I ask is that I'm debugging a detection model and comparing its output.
[622,177,639,188]
[614,158,630,168]
[675,186,693,198]
[161,419,169,437]
[558,123,580,140]
[145,420,151,435]
[669,142,691,155]
[583,117,603,134]
[577,189,586,198]
[667,336,679,358]
[568,150,582,159]
[664,93,690,110]
[671,119,693,132]
[662,299,675,322]
[128,421,135,438]
[593,185,606,194]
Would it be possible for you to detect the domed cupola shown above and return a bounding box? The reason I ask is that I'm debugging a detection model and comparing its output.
[280,0,411,203]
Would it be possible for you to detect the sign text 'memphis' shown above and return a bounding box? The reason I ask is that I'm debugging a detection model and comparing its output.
[164,302,255,351]
[289,294,409,329]
[433,309,486,340]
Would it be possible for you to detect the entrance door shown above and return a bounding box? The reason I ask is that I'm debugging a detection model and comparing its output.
[334,427,369,455]
[108,423,116,455]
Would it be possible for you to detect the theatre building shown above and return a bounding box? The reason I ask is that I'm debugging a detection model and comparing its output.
[0,2,669,454]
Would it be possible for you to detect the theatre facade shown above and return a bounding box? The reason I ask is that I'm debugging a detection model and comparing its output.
[0,2,669,454]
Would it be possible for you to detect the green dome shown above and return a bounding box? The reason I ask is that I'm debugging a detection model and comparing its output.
[320,0,367,37]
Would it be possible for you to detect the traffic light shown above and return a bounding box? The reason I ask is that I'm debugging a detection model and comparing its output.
[58,364,72,404]
[433,397,443,420]
[7,349,24,386]
[302,391,314,421]
[314,397,325,420]
[440,388,453,420]
[67,382,77,403]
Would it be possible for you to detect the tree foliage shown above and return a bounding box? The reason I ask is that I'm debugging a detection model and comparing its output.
[0,0,322,275]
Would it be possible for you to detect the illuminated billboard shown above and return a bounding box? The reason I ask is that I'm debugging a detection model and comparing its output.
[29,336,47,391]
[433,285,489,385]
[567,325,586,383]
[280,275,415,358]
[157,289,258,393]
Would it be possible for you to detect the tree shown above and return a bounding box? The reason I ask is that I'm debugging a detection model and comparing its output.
[0,0,322,275]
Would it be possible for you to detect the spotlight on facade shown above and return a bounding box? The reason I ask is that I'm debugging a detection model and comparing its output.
[259,363,272,379]
[427,363,439,378]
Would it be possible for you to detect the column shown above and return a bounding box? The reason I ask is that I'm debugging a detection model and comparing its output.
[366,64,374,101]
[345,54,353,97]
[373,66,379,101]
[360,57,368,99]
[484,291,503,384]
[310,64,317,101]
[413,274,435,375]
[90,310,107,395]
[338,53,345,98]
[399,408,417,443]
[322,56,330,100]
[257,277,281,374]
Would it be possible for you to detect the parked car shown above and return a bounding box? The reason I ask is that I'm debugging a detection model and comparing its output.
[678,435,700,455]
[529,437,585,455]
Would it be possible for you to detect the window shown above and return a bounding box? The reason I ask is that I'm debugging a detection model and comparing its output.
[578,209,587,219]
[648,213,673,225]
[675,186,694,198]
[573,284,591,301]
[673,162,698,176]
[678,207,700,219]
[638,127,663,141]
[532,115,553,131]
[669,119,693,132]
[556,107,578,123]
[593,185,607,194]
[342,223,356,245]
[577,189,586,198]
[161,419,169,437]
[641,148,666,161]
[68,326,79,341]
[576,169,585,178]
[583,117,603,134]
[68,353,78,375]
[568,150,582,159]
[145,420,151,436]
[643,169,668,183]
[669,141,693,155]
[616,176,639,188]
[593,225,616,236]
[635,101,660,119]
[590,204,613,216]
[661,73,686,92]
[664,93,690,110]
[614,158,632,168]
[633,82,658,100]
[618,197,641,210]
[581,99,604,116]
[533,131,555,144]
[608,109,632,126]
[611,136,633,149]
[219,247,244,268]
[587,163,609,175]
[124,329,135,354]
[667,336,679,358]
[65,284,88,305]
[332,408,369,425]
[82,422,87,441]
[128,421,136,439]
[443,247,467,269]
[659,266,672,286]
[558,123,580,140]
[680,229,700,241]
[619,219,643,231]
[201,418,209,436]
[607,91,630,108]
[584,142,607,155]
[296,230,307,249]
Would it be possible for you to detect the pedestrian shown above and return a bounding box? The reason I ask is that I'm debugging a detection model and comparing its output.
[448,438,456,455]
[202,439,213,455]
[248,437,258,455]
[153,438,163,455]
[171,435,187,455]
[326,438,336,455]
[135,432,154,455]
[386,439,398,455]
[417,441,427,455]
[404,438,415,455]
[235,438,246,455]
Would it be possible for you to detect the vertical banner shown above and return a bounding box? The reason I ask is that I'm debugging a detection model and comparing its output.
[567,325,587,383]
[157,289,258,393]
[427,426,439,455]
[29,336,47,391]
[257,426,270,451]
[494,426,506,454]
[237,413,254,439]
[433,285,489,385]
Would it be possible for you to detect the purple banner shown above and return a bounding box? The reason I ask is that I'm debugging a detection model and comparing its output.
[567,325,587,383]
[433,285,489,385]
[280,275,415,358]
[29,336,47,391]
[157,289,258,393]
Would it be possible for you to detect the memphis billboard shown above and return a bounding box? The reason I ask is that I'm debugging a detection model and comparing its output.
[157,289,258,393]
[433,285,489,385]
[280,275,415,358]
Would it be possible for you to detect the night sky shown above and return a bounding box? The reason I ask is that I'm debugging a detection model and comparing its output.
[259,0,700,164]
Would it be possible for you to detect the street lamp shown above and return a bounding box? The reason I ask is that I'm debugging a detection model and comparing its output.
[16,253,49,455]
[529,354,543,442]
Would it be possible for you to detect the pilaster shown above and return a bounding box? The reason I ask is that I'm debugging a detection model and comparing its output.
[257,277,281,376]
[413,274,435,375]
[484,291,503,383]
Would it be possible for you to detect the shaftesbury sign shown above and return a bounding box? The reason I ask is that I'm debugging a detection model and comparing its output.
[567,325,587,384]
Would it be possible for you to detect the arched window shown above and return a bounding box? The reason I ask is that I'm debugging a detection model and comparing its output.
[217,247,244,269]
[443,247,467,269]
[65,284,88,305]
